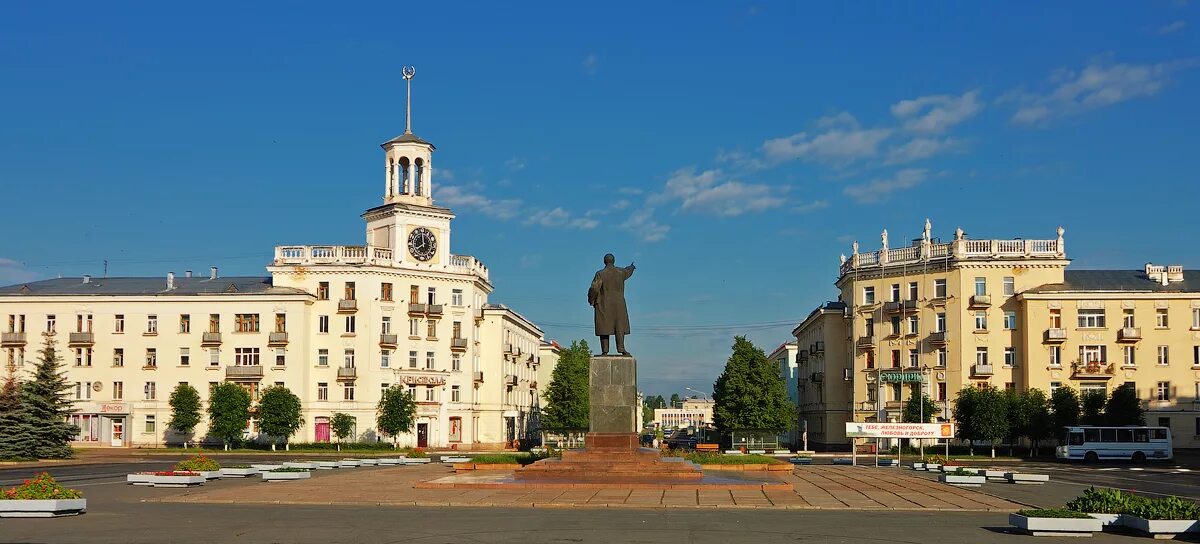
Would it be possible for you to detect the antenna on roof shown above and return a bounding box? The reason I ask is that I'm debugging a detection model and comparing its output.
[103,259,108,278]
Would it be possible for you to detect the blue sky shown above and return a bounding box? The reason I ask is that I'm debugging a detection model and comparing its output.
[2,2,1198,398]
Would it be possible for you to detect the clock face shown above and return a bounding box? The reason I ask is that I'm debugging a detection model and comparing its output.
[407,227,437,261]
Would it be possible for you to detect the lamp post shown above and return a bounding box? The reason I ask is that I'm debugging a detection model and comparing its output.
[684,387,709,400]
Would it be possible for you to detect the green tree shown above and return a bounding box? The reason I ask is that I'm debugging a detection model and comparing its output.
[1004,388,1031,455]
[670,393,682,408]
[1050,385,1081,434]
[257,385,303,451]
[1023,388,1054,457]
[973,385,1009,458]
[901,393,940,423]
[712,336,794,435]
[541,340,590,430]
[331,413,356,451]
[207,383,252,450]
[0,361,34,460]
[1081,389,1107,426]
[952,386,979,455]
[1104,383,1145,426]
[377,385,417,448]
[19,334,77,459]
[167,383,202,448]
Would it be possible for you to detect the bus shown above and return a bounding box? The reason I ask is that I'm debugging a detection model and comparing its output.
[1056,426,1173,462]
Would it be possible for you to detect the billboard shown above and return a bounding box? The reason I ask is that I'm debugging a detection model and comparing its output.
[845,422,955,439]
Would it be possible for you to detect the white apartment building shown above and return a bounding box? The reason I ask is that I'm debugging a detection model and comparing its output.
[0,80,558,450]
[767,341,800,447]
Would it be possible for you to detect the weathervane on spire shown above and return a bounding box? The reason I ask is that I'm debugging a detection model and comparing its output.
[402,65,416,134]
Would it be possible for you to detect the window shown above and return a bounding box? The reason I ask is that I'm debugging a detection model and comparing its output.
[114,314,124,333]
[317,382,328,401]
[408,350,418,368]
[1004,311,1017,330]
[907,316,919,335]
[344,282,356,300]
[1050,345,1061,367]
[889,284,900,302]
[317,349,328,366]
[426,351,435,370]
[180,347,190,366]
[426,319,437,338]
[147,315,157,334]
[145,415,156,433]
[974,277,987,296]
[1158,346,1170,366]
[452,354,461,371]
[452,289,463,306]
[209,348,220,367]
[145,348,157,368]
[409,318,420,337]
[1195,346,1200,367]
[865,350,875,369]
[1124,345,1136,367]
[318,315,329,333]
[936,347,947,367]
[380,383,390,397]
[1050,382,1061,394]
[344,349,355,368]
[343,384,355,401]
[1004,347,1017,367]
[890,349,900,368]
[1123,309,1135,329]
[408,385,417,397]
[179,314,190,334]
[452,321,462,339]
[315,281,330,300]
[937,382,946,401]
[451,385,460,402]
[234,348,260,366]
[409,285,420,304]
[425,387,435,402]
[208,314,220,333]
[235,314,259,333]
[890,383,902,402]
[1078,308,1106,328]
[908,350,918,368]
[862,287,875,305]
[890,316,901,336]
[381,350,390,368]
[1156,309,1169,328]
[907,282,918,301]
[1002,276,1015,296]
[274,313,286,333]
[113,381,123,400]
[974,311,987,331]
[976,347,988,365]
[1193,308,1200,329]
[1049,309,1061,329]
[1158,417,1171,429]
[865,318,875,336]
[381,317,392,334]
[344,315,356,334]
[933,279,947,299]
[46,314,56,333]
[1157,381,1171,401]
[935,313,945,332]
[274,348,285,366]
[144,381,156,400]
[381,282,393,302]
[426,287,436,305]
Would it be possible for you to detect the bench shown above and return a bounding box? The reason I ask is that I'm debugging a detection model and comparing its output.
[695,443,719,452]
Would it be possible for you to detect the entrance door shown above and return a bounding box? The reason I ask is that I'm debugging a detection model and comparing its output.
[505,417,516,443]
[111,418,124,447]
[417,423,428,448]
[315,421,330,443]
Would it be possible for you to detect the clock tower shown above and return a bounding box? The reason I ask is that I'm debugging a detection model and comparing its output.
[362,66,454,267]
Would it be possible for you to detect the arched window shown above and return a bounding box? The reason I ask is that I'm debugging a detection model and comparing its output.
[398,157,411,194]
[414,158,425,196]
[388,162,396,196]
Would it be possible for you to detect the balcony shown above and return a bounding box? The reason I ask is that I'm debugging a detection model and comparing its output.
[201,332,222,346]
[811,341,825,354]
[408,303,427,316]
[969,294,992,308]
[1044,328,1067,343]
[225,365,263,379]
[530,380,538,389]
[504,374,518,386]
[336,367,357,381]
[68,332,95,346]
[795,350,808,364]
[883,300,918,314]
[1118,327,1142,342]
[0,332,26,346]
[337,299,357,313]
[884,401,903,410]
[379,333,398,347]
[473,371,484,383]
[1072,361,1114,380]
[972,364,994,376]
[268,332,288,346]
[840,235,1064,278]
[928,331,947,345]
[450,337,468,352]
[857,336,877,349]
[426,304,444,316]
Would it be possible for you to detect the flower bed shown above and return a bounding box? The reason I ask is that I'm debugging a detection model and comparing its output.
[1059,487,1200,537]
[176,455,221,480]
[250,463,284,471]
[262,468,312,482]
[1010,509,1100,537]
[939,469,985,487]
[1005,472,1049,484]
[219,465,259,477]
[136,471,205,488]
[0,473,86,518]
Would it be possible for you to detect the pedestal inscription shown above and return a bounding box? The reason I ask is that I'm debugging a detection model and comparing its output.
[589,356,638,434]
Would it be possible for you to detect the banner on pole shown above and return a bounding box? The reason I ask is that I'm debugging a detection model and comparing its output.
[845,422,954,439]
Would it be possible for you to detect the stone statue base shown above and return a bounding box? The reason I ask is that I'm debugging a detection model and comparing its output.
[589,356,638,433]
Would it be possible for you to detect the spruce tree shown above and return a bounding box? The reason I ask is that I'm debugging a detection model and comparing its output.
[0,359,33,459]
[20,334,77,459]
[541,340,590,430]
[712,336,794,435]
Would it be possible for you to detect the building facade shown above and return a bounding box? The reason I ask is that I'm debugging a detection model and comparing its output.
[795,219,1200,449]
[653,398,714,429]
[791,302,851,451]
[767,341,801,447]
[0,81,558,450]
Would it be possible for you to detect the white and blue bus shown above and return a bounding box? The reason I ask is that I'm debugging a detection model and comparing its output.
[1056,426,1173,462]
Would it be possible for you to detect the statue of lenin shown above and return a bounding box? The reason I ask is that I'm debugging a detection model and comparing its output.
[587,253,635,356]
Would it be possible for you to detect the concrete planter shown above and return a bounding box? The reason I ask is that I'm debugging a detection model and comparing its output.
[1086,513,1123,529]
[358,459,379,466]
[790,457,813,465]
[983,469,1008,481]
[940,465,961,472]
[196,470,222,480]
[1123,516,1200,538]
[831,458,854,465]
[126,473,154,485]
[0,498,87,518]
[1005,473,1049,484]
[337,459,361,468]
[219,467,259,477]
[261,470,311,482]
[315,461,340,469]
[283,461,319,470]
[145,474,205,487]
[911,462,925,470]
[377,457,405,465]
[250,464,284,471]
[939,474,986,487]
[925,463,941,471]
[1009,513,1101,537]
[403,458,431,465]
[441,456,471,464]
[876,459,898,467]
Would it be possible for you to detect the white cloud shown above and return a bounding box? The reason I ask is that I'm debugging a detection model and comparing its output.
[623,208,670,243]
[522,207,599,230]
[760,113,891,166]
[793,200,829,213]
[885,137,961,164]
[616,187,644,196]
[1010,58,1195,124]
[0,258,38,286]
[435,185,522,219]
[1158,20,1187,35]
[890,90,982,133]
[503,157,526,170]
[843,168,929,203]
[582,53,598,75]
[653,168,786,217]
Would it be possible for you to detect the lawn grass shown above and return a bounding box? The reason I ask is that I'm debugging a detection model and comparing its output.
[468,453,549,466]
[676,451,786,465]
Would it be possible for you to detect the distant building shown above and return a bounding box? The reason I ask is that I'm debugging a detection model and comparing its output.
[767,341,800,447]
[654,398,714,429]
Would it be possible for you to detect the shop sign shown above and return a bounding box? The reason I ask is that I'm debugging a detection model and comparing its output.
[878,371,925,383]
[400,375,446,386]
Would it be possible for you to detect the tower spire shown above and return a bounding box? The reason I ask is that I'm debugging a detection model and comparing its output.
[402,65,416,135]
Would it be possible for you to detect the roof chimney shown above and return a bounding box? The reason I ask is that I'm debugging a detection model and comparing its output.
[185,270,192,278]
[82,275,91,284]
[167,272,175,290]
[210,266,218,280]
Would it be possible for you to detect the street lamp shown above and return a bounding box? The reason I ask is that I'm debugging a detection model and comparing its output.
[684,387,710,400]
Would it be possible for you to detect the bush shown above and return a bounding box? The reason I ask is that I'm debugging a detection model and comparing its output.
[1017,508,1092,519]
[470,453,549,466]
[924,454,947,465]
[1066,487,1138,514]
[1,473,82,500]
[401,447,428,458]
[1127,496,1200,520]
[175,454,220,472]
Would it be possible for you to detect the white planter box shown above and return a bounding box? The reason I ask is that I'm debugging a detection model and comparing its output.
[1009,513,1101,536]
[358,459,378,466]
[146,474,205,487]
[377,457,405,465]
[261,471,312,482]
[283,461,319,469]
[315,461,339,469]
[790,457,813,465]
[251,464,284,471]
[196,470,222,480]
[876,459,898,467]
[939,474,986,487]
[831,458,854,465]
[219,467,259,477]
[337,459,361,467]
[911,463,925,470]
[1005,473,1049,484]
[403,458,431,464]
[0,498,87,518]
[1086,513,1123,528]
[940,465,961,472]
[984,469,1008,481]
[127,473,154,485]
[441,456,471,464]
[925,463,941,471]
[1123,516,1200,537]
